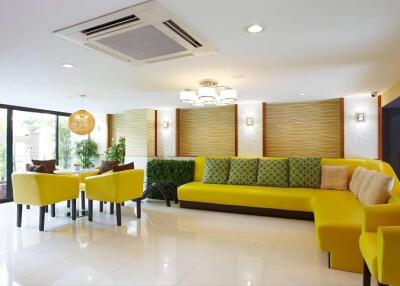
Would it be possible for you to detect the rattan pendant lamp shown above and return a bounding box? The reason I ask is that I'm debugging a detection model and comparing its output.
[68,95,95,135]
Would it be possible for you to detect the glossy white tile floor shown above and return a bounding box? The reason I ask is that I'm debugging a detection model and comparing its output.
[0,200,369,286]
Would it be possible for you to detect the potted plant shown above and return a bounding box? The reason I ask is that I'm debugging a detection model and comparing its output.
[104,136,126,164]
[75,137,99,169]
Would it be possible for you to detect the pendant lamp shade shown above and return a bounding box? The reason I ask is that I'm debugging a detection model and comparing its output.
[68,109,95,135]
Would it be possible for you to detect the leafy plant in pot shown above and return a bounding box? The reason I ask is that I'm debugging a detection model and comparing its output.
[104,137,126,164]
[75,137,99,169]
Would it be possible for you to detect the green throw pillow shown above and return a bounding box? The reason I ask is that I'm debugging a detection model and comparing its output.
[257,159,288,187]
[202,158,231,184]
[289,157,321,188]
[228,158,259,185]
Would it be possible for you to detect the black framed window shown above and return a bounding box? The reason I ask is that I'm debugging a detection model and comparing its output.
[0,104,70,203]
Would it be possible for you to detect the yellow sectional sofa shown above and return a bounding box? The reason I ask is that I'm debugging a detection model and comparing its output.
[178,156,400,273]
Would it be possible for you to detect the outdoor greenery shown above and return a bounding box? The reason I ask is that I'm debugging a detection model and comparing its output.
[104,137,126,164]
[75,137,99,168]
[58,120,74,168]
[0,144,5,181]
[146,159,195,199]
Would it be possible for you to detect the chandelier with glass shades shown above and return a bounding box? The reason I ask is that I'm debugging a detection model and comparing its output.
[180,79,237,106]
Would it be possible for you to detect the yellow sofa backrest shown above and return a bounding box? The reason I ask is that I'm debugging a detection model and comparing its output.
[194,156,400,200]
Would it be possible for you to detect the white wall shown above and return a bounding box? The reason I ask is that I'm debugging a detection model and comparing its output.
[238,102,263,157]
[91,113,108,156]
[157,109,176,157]
[344,96,378,159]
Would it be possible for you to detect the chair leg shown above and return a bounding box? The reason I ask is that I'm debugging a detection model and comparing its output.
[26,205,30,209]
[136,200,141,219]
[88,200,93,222]
[51,204,56,217]
[71,199,77,221]
[99,201,103,212]
[110,203,114,215]
[81,191,86,209]
[363,260,371,286]
[45,205,48,213]
[67,200,71,208]
[17,204,22,227]
[121,202,125,206]
[116,203,121,226]
[39,206,45,231]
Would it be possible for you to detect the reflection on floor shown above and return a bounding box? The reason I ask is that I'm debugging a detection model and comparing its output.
[0,200,369,285]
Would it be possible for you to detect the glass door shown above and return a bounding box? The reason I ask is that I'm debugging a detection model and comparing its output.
[0,109,7,200]
[12,111,56,172]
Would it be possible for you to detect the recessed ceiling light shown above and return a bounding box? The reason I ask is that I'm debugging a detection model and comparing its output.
[299,93,306,96]
[61,63,76,69]
[247,24,263,33]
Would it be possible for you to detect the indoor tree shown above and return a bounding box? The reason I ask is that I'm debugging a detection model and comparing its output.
[104,136,125,164]
[75,137,99,169]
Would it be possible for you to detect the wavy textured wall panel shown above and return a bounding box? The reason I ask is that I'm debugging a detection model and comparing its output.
[111,109,155,157]
[179,105,236,157]
[266,99,342,158]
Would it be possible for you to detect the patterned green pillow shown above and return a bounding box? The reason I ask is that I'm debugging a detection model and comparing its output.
[257,159,288,187]
[288,157,321,188]
[202,158,231,184]
[228,158,259,185]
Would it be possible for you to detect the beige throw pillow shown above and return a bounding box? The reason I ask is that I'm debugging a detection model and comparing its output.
[349,167,368,197]
[358,170,393,205]
[320,165,348,190]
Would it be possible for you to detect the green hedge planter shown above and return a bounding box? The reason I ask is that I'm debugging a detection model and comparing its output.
[146,159,195,200]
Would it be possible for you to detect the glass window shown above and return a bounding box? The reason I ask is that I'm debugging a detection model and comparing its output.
[0,109,7,200]
[12,111,56,172]
[58,116,81,169]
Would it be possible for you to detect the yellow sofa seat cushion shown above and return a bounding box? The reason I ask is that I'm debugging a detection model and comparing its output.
[360,232,378,278]
[312,191,363,249]
[178,182,326,212]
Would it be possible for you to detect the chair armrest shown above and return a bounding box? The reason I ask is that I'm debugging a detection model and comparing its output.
[12,172,79,206]
[79,171,99,182]
[85,172,118,202]
[377,226,400,284]
[114,169,144,202]
[363,204,400,233]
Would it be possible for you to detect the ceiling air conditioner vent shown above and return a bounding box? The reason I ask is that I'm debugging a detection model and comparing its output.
[81,14,140,36]
[163,20,202,48]
[54,0,214,65]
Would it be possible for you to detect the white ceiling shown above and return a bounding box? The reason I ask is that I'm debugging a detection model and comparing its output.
[1,0,400,113]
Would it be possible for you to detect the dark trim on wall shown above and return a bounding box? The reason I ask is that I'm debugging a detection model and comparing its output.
[55,115,59,164]
[6,109,13,201]
[339,98,345,158]
[154,110,158,157]
[180,201,315,221]
[262,102,267,157]
[106,114,113,148]
[378,95,382,160]
[176,108,180,157]
[0,104,70,117]
[234,104,238,156]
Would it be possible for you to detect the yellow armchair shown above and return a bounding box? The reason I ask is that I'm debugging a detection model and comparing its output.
[359,204,400,286]
[12,172,80,231]
[85,169,144,226]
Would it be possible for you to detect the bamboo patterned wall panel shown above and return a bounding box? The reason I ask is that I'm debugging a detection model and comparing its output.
[266,99,341,157]
[111,109,155,157]
[179,105,236,157]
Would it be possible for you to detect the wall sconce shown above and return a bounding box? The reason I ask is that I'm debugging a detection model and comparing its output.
[355,112,366,122]
[162,121,169,129]
[246,117,254,126]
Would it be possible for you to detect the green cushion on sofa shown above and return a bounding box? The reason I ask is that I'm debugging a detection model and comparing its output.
[228,158,259,185]
[202,158,231,184]
[258,159,288,187]
[289,157,321,188]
